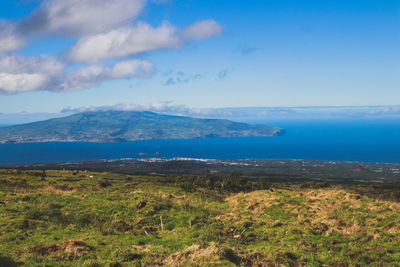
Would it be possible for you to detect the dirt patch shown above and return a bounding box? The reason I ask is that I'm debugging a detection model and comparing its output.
[40,185,77,195]
[165,243,219,266]
[33,240,91,257]
[132,244,154,252]
[158,191,174,199]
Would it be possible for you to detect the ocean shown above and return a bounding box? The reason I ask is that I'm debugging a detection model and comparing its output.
[1,118,400,164]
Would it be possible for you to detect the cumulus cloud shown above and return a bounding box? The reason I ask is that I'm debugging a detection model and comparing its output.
[68,22,180,63]
[0,54,64,93]
[67,20,223,63]
[18,0,146,36]
[53,59,153,92]
[0,54,64,75]
[0,73,48,94]
[182,19,223,40]
[0,55,152,94]
[0,0,223,94]
[0,20,25,53]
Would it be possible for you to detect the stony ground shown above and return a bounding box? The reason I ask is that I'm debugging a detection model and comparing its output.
[0,169,400,266]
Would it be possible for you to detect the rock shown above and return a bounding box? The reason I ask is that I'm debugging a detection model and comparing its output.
[136,201,147,210]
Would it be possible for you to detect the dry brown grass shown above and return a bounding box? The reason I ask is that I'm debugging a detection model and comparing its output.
[295,188,400,235]
[218,187,400,238]
[40,185,77,195]
[132,244,155,253]
[33,240,91,257]
[165,243,219,266]
[217,190,276,223]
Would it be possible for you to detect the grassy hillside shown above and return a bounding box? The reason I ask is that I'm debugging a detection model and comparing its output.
[1,170,400,266]
[0,111,282,143]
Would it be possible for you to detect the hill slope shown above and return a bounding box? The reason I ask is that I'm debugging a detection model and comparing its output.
[0,170,399,266]
[0,111,283,143]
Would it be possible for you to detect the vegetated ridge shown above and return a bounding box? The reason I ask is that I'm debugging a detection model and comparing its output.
[0,110,283,143]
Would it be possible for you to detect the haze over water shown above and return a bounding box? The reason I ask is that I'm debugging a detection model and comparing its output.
[1,118,399,165]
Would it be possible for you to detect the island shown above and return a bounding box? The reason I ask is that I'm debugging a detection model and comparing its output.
[0,110,283,143]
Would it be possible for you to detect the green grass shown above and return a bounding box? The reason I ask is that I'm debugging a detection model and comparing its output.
[0,169,400,266]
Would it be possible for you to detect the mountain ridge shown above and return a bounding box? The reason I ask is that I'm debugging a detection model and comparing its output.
[0,110,283,144]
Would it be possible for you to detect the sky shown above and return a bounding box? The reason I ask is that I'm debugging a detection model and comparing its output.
[0,0,399,115]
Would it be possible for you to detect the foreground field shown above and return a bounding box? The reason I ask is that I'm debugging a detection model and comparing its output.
[1,170,400,266]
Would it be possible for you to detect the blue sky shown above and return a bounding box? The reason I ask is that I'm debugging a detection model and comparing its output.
[0,0,399,114]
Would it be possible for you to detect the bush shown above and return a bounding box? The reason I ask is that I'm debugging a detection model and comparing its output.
[257,179,271,190]
[176,175,197,192]
[299,182,330,189]
[99,180,112,188]
[221,172,250,193]
[0,255,18,267]
[180,181,196,192]
[176,175,219,192]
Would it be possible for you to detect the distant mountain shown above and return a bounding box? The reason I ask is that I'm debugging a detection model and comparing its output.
[0,111,283,143]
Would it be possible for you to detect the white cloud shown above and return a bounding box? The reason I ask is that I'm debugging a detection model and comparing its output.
[0,55,153,94]
[182,19,223,40]
[110,59,153,78]
[0,20,25,53]
[68,21,180,63]
[0,0,223,94]
[0,55,64,93]
[61,101,235,117]
[0,54,64,75]
[67,20,223,63]
[61,104,400,120]
[0,73,48,94]
[53,59,153,92]
[19,0,146,36]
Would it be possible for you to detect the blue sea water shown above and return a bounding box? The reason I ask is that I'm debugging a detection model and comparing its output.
[0,118,400,164]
